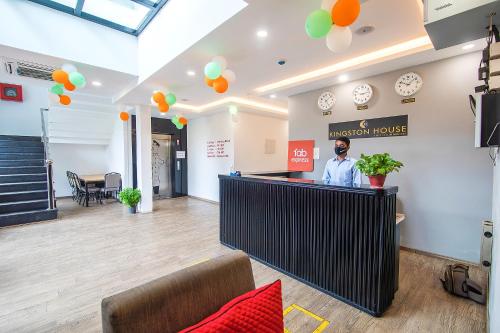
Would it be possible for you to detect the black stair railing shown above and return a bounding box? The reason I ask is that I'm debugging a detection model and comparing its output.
[40,108,56,209]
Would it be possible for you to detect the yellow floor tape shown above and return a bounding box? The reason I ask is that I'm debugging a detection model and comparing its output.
[283,303,330,333]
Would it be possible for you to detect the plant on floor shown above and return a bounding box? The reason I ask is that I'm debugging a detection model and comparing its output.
[118,188,142,213]
[355,153,403,187]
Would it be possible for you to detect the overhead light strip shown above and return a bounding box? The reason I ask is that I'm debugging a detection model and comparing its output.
[171,97,288,114]
[255,36,433,93]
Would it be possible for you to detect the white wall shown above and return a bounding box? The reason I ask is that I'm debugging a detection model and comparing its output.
[0,71,50,136]
[50,143,109,197]
[233,112,288,172]
[489,148,500,333]
[138,0,247,81]
[188,112,234,202]
[0,0,137,75]
[106,118,127,184]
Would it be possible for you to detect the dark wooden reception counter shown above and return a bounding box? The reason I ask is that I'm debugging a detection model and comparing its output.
[219,175,399,316]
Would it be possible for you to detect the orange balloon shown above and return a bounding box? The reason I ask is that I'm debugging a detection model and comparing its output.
[153,92,165,104]
[205,76,215,87]
[158,102,169,113]
[179,117,188,125]
[213,76,228,94]
[120,112,129,121]
[59,95,71,105]
[52,69,68,84]
[64,81,76,91]
[332,0,360,27]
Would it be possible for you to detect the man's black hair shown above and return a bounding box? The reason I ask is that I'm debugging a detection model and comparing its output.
[336,136,350,146]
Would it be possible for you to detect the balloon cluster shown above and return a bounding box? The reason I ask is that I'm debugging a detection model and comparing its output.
[204,56,236,94]
[151,90,177,113]
[49,64,86,106]
[171,114,188,130]
[305,0,361,53]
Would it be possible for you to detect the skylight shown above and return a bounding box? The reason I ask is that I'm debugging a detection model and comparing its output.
[27,0,169,35]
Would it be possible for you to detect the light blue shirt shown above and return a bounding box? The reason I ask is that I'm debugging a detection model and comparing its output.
[322,156,362,187]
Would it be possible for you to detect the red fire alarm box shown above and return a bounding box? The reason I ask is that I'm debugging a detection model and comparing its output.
[0,83,23,102]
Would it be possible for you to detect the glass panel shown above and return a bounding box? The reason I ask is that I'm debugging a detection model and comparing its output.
[82,0,150,29]
[51,0,77,7]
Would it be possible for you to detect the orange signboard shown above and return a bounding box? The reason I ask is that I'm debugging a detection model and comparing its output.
[288,140,314,172]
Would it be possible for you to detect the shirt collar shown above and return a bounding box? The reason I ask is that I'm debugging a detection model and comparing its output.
[334,155,351,161]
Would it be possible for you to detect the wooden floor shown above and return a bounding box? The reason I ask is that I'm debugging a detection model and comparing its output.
[0,197,487,332]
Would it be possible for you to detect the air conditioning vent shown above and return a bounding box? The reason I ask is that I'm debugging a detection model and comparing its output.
[2,58,56,81]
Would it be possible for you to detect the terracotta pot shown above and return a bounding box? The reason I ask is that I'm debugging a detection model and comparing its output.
[368,175,386,188]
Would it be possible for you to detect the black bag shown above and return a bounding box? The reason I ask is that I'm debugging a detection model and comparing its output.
[440,264,485,304]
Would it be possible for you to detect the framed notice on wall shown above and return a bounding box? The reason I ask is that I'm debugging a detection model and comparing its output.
[288,140,314,172]
[0,83,23,102]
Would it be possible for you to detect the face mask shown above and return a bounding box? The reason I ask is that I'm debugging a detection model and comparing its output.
[335,146,347,155]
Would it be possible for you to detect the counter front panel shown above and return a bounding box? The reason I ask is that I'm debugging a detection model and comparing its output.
[219,175,398,316]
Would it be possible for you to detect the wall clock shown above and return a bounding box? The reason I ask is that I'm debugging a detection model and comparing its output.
[352,83,373,105]
[395,72,423,97]
[318,91,336,111]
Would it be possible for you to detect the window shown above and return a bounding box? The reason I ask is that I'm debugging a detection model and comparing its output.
[27,0,168,35]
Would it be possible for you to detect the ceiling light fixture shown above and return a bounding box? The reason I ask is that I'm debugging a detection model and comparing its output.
[92,81,102,87]
[462,44,474,50]
[255,36,433,93]
[270,94,277,99]
[173,97,287,114]
[338,74,349,82]
[187,70,196,76]
[257,30,268,38]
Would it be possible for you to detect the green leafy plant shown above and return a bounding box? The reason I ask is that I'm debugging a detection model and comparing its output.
[118,188,142,208]
[355,153,403,176]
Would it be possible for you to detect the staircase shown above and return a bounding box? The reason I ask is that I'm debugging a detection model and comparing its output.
[0,135,58,227]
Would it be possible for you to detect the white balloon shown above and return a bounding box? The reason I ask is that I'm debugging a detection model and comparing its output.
[222,69,236,83]
[48,92,59,103]
[150,97,158,106]
[61,63,77,73]
[321,0,336,11]
[326,26,352,53]
[212,56,227,71]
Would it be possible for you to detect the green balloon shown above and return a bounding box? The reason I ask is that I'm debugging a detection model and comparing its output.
[176,123,184,130]
[166,93,176,106]
[305,10,332,39]
[204,62,222,80]
[50,84,64,95]
[69,72,86,88]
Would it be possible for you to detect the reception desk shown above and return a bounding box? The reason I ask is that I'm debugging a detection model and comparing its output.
[219,175,399,316]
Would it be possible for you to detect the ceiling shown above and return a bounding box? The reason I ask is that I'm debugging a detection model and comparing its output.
[117,0,435,113]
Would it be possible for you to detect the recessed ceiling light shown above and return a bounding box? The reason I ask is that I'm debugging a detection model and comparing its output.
[257,30,268,38]
[187,70,196,76]
[462,44,474,50]
[339,74,349,82]
[269,94,277,99]
[92,81,102,87]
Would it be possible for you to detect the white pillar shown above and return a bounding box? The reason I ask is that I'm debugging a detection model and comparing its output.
[135,105,153,213]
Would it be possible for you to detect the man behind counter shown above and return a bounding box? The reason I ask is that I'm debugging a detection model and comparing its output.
[322,136,362,187]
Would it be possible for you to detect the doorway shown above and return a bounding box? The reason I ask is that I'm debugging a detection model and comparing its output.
[152,134,172,199]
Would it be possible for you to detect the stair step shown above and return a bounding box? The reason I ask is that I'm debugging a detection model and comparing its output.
[0,153,45,160]
[0,199,48,214]
[0,166,46,175]
[0,190,48,203]
[0,135,41,142]
[0,160,45,167]
[0,147,44,154]
[0,182,48,193]
[0,174,47,183]
[0,209,57,228]
[0,141,44,148]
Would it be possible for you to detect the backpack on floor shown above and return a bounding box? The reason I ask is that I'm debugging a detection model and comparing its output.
[440,263,485,304]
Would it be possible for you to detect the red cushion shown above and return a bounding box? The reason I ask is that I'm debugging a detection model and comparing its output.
[179,280,284,333]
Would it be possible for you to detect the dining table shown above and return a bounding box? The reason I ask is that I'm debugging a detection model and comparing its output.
[79,174,105,207]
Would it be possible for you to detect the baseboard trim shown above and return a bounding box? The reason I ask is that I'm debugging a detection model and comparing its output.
[188,195,219,205]
[400,246,480,267]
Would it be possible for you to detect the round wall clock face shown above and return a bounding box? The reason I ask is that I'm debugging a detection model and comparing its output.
[395,72,423,97]
[352,83,373,105]
[318,91,336,111]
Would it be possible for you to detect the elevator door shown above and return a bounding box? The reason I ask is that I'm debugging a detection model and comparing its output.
[152,134,173,199]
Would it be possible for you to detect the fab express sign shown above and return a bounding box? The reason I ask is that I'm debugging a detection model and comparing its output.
[288,140,314,172]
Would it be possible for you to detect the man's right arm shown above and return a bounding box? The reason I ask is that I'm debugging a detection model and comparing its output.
[322,160,330,182]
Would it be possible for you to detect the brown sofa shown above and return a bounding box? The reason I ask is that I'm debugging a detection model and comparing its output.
[101,251,255,333]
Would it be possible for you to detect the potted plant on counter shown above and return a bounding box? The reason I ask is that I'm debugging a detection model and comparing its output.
[118,188,142,214]
[356,153,403,188]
